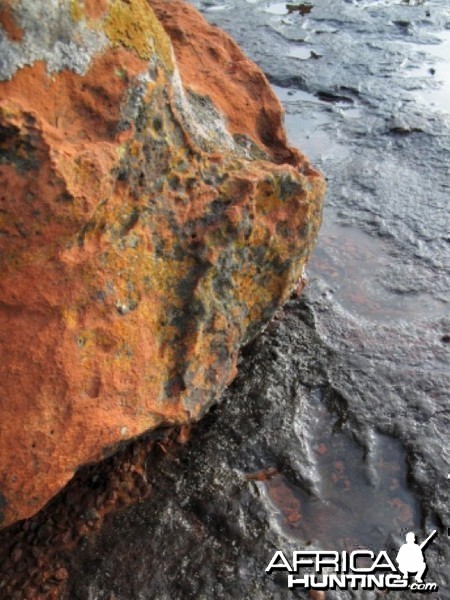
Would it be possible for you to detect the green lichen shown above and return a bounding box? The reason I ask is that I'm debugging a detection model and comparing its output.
[114,67,128,81]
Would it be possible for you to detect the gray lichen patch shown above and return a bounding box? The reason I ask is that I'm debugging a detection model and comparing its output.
[170,69,236,154]
[0,0,107,81]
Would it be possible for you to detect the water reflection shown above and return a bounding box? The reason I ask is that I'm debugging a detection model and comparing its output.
[271,80,448,322]
[259,389,421,552]
[263,1,290,15]
[286,45,317,60]
[272,85,352,163]
[308,211,448,322]
[415,31,450,114]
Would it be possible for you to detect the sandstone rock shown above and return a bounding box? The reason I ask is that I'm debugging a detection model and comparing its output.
[0,0,324,528]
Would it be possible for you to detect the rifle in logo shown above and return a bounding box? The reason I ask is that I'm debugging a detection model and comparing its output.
[396,530,437,583]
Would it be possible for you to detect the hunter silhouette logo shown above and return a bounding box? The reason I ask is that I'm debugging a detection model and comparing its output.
[396,530,436,583]
[266,530,439,593]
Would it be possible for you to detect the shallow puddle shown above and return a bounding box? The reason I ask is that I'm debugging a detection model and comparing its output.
[285,114,350,162]
[272,84,323,104]
[263,1,290,15]
[308,211,448,323]
[272,85,353,163]
[275,95,349,163]
[260,389,422,552]
[286,45,316,60]
[415,31,450,114]
[353,0,425,6]
[202,3,232,11]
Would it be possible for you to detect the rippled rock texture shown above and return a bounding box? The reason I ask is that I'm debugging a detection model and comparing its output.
[0,0,324,528]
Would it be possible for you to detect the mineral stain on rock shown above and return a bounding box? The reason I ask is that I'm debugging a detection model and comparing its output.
[0,0,324,528]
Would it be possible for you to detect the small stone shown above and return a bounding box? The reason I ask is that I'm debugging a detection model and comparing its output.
[83,508,100,521]
[316,443,328,455]
[10,547,23,564]
[309,591,325,600]
[53,567,69,582]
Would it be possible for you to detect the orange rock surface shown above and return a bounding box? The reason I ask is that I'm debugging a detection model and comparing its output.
[151,0,305,167]
[0,0,325,528]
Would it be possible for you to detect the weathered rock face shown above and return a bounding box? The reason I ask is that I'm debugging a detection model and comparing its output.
[0,0,324,528]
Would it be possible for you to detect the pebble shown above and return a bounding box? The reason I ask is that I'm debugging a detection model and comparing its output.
[308,591,325,600]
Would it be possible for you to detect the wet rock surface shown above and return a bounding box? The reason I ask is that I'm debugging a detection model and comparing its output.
[1,0,449,598]
[63,293,448,600]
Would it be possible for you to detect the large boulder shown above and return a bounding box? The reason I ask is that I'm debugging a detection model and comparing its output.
[0,0,324,528]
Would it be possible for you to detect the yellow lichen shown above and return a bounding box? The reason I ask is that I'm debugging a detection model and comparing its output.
[70,0,84,22]
[105,0,173,69]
